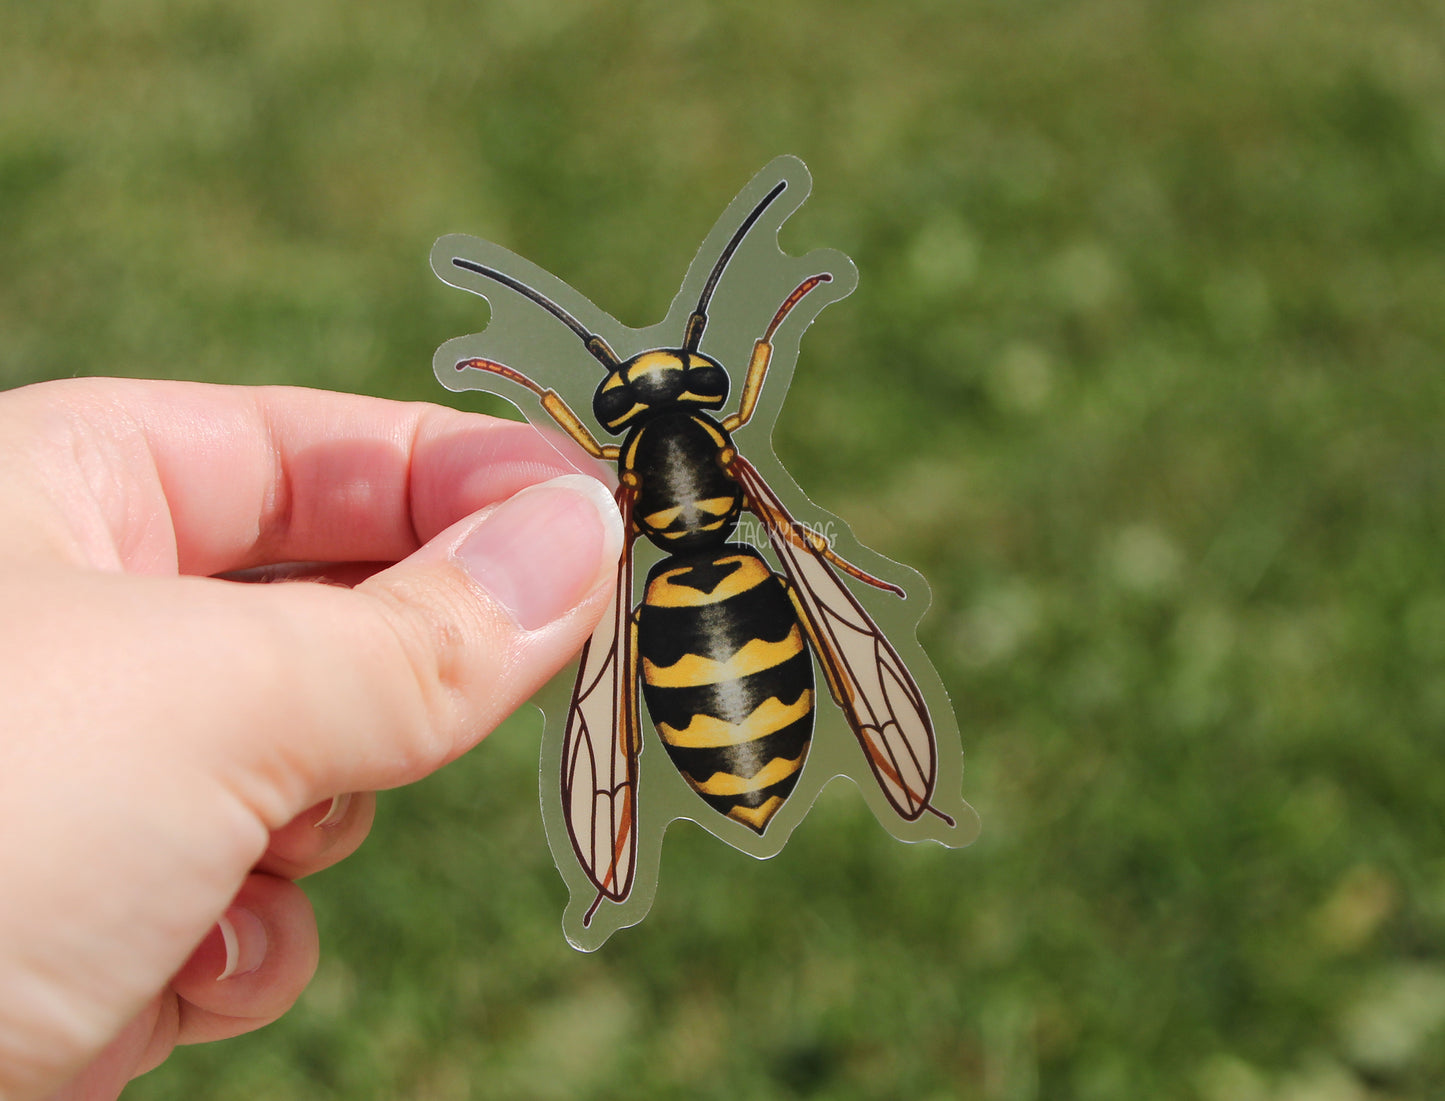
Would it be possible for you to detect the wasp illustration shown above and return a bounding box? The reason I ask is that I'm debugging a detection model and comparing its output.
[435,158,972,946]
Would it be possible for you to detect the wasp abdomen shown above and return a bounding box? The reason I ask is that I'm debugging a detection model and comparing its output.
[638,546,815,833]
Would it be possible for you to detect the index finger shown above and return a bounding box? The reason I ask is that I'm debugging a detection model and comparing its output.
[3,378,604,576]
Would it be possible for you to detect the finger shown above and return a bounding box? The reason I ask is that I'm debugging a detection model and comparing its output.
[41,876,316,1099]
[1,378,606,576]
[255,793,376,880]
[123,472,626,827]
[169,873,318,1046]
[45,997,165,1101]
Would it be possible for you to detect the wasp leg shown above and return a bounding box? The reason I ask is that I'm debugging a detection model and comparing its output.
[722,274,833,433]
[456,357,619,461]
[627,603,643,756]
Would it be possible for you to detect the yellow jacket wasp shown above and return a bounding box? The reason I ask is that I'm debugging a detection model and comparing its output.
[433,157,976,949]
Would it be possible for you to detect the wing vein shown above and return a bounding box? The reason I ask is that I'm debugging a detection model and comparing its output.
[730,458,943,822]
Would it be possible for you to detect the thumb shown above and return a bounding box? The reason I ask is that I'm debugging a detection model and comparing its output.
[217,473,625,823]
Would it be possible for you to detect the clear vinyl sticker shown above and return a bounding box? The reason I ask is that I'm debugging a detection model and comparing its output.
[432,156,978,950]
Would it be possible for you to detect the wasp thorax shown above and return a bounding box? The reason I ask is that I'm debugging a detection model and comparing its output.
[593,349,730,432]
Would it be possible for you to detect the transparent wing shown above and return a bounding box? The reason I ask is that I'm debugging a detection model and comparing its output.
[560,487,641,925]
[730,458,950,825]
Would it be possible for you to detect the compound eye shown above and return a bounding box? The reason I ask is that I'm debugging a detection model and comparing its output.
[686,360,729,406]
[593,374,638,429]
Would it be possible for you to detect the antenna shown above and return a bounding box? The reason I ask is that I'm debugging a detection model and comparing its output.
[683,180,788,352]
[452,258,618,369]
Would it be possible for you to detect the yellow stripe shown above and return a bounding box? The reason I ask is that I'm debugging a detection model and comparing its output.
[641,495,736,533]
[628,351,685,379]
[643,626,804,687]
[695,496,736,517]
[643,504,683,529]
[645,553,772,608]
[607,401,648,424]
[659,692,813,748]
[655,519,729,542]
[728,797,784,831]
[687,752,807,796]
[695,418,728,448]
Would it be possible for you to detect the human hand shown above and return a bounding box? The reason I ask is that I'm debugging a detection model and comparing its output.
[0,378,624,1100]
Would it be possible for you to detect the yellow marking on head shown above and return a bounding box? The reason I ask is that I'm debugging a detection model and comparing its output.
[628,351,686,379]
[605,401,649,426]
[642,627,805,687]
[727,796,784,832]
[686,751,807,797]
[645,553,774,608]
[658,691,813,748]
[601,372,626,391]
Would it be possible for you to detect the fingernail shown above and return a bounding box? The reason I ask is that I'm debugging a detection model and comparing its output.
[315,792,352,829]
[216,906,267,981]
[455,474,624,631]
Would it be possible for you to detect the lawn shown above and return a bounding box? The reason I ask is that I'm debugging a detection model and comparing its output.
[3,1,1444,1098]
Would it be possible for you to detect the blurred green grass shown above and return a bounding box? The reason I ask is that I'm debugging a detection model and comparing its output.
[4,0,1445,1097]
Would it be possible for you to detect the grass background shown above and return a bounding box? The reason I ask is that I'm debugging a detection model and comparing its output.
[3,0,1445,1097]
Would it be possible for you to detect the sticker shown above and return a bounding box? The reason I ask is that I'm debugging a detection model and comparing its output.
[433,156,978,950]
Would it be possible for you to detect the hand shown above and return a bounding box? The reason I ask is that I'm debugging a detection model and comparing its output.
[0,378,624,1101]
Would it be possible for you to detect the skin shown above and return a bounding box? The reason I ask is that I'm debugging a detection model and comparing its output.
[0,378,624,1101]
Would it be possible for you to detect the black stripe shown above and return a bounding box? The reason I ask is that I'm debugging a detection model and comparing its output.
[662,712,814,783]
[639,581,796,668]
[640,547,795,668]
[695,766,806,817]
[642,651,813,732]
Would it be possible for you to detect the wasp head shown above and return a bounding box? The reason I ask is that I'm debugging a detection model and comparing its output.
[593,349,730,433]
